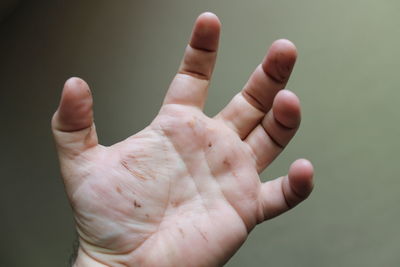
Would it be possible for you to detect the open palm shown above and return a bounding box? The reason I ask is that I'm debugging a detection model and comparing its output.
[52,13,314,267]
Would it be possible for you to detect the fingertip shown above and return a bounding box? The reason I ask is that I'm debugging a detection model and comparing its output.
[63,77,91,99]
[190,12,221,52]
[262,39,298,82]
[53,77,94,132]
[289,159,314,197]
[197,12,221,28]
[272,39,297,50]
[290,158,314,174]
[273,90,301,128]
[270,39,298,60]
[198,11,220,21]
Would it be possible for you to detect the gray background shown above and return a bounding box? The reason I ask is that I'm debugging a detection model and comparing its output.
[1,0,399,266]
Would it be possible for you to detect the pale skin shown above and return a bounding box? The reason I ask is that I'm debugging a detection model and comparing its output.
[52,12,314,267]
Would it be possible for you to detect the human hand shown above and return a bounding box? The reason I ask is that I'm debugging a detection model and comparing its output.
[52,12,314,267]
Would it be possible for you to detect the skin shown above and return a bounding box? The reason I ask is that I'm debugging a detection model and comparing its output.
[52,12,314,267]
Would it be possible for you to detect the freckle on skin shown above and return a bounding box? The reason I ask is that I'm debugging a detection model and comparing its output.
[116,186,122,194]
[208,142,212,148]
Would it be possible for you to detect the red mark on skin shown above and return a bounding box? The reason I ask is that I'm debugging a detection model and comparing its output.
[179,227,185,238]
[187,119,195,128]
[121,160,148,180]
[84,126,96,147]
[199,231,208,242]
[171,200,180,207]
[223,158,238,177]
[134,200,142,208]
[223,159,231,167]
[193,225,208,242]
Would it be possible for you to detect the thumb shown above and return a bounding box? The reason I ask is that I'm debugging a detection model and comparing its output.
[52,77,98,158]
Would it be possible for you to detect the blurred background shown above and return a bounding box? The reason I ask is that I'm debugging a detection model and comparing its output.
[1,0,399,266]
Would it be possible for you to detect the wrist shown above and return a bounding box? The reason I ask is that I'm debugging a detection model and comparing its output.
[73,248,108,267]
